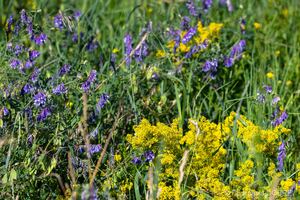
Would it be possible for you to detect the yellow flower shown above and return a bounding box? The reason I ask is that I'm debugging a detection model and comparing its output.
[280,178,294,192]
[114,154,122,162]
[112,48,119,53]
[156,50,166,58]
[253,22,262,30]
[266,72,274,79]
[286,80,292,86]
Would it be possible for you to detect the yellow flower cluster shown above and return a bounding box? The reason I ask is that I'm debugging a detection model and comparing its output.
[127,112,294,199]
[163,21,223,56]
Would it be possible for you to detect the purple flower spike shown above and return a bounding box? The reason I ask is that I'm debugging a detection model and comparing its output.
[134,41,148,62]
[124,34,133,66]
[82,70,97,92]
[3,107,9,116]
[277,141,286,171]
[272,96,280,105]
[21,84,34,95]
[224,40,246,67]
[271,110,288,126]
[7,15,14,32]
[132,156,142,165]
[20,9,31,25]
[89,144,102,154]
[34,33,47,45]
[96,93,109,111]
[52,83,67,95]
[10,59,22,69]
[180,16,191,31]
[73,10,81,21]
[59,64,71,76]
[34,92,47,107]
[30,68,40,83]
[29,50,40,61]
[203,0,213,12]
[186,0,198,16]
[37,107,51,122]
[143,150,155,162]
[263,85,272,94]
[14,44,23,56]
[202,59,218,72]
[54,14,64,30]
[182,27,197,44]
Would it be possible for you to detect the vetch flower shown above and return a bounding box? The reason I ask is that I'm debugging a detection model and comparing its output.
[134,41,148,62]
[132,156,142,165]
[21,84,34,95]
[25,60,34,69]
[29,50,40,61]
[271,110,288,126]
[263,85,272,94]
[7,15,14,32]
[89,144,102,155]
[203,0,213,12]
[186,0,198,16]
[256,91,265,103]
[180,16,191,31]
[277,141,286,171]
[202,59,218,78]
[30,68,40,82]
[96,93,109,112]
[34,92,47,107]
[86,38,99,52]
[240,18,246,34]
[34,33,47,45]
[143,150,155,162]
[54,14,64,30]
[52,83,67,95]
[272,96,280,105]
[59,64,71,76]
[73,10,81,21]
[14,44,23,56]
[219,0,233,12]
[185,40,208,58]
[224,40,246,67]
[10,59,22,69]
[37,107,51,122]
[82,70,97,92]
[3,107,9,116]
[20,9,31,25]
[124,34,133,66]
[182,26,197,44]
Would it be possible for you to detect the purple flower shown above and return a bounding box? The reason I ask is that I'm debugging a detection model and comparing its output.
[96,93,109,111]
[14,23,21,35]
[240,19,246,34]
[20,9,31,25]
[37,107,51,122]
[21,84,34,95]
[89,144,102,154]
[14,44,23,56]
[134,41,148,62]
[288,184,296,196]
[81,185,98,200]
[27,134,33,145]
[86,38,98,52]
[277,141,286,171]
[10,59,22,69]
[132,156,142,165]
[124,34,133,66]
[30,68,40,82]
[185,40,208,58]
[59,64,71,76]
[29,50,40,61]
[27,23,34,38]
[219,0,233,12]
[256,92,265,103]
[72,33,78,42]
[54,14,64,30]
[7,15,14,32]
[73,10,81,21]
[52,83,67,95]
[271,110,288,126]
[89,128,99,139]
[182,27,197,44]
[263,85,272,94]
[6,43,13,51]
[180,16,191,31]
[203,0,213,12]
[202,59,218,72]
[34,92,47,107]
[186,0,198,16]
[272,96,280,105]
[224,40,246,67]
[82,70,97,92]
[25,60,34,68]
[3,107,9,116]
[34,33,47,45]
[143,150,155,162]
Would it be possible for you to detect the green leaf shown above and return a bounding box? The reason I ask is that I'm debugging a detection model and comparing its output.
[0,119,3,128]
[134,172,141,200]
[2,174,8,184]
[10,169,17,181]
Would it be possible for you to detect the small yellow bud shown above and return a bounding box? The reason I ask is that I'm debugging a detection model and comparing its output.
[266,72,274,79]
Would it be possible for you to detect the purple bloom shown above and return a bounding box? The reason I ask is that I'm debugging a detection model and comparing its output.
[14,44,23,56]
[256,92,265,103]
[182,27,197,44]
[185,40,208,58]
[180,16,191,31]
[272,96,280,105]
[288,184,296,196]
[10,59,22,69]
[7,15,14,32]
[82,70,97,92]
[54,14,64,30]
[27,134,33,145]
[186,0,198,16]
[29,50,40,61]
[134,41,148,62]
[20,9,31,25]
[3,107,9,116]
[37,107,51,122]
[86,38,98,52]
[89,128,99,139]
[203,0,213,12]
[30,68,40,82]
[27,23,34,38]
[96,93,109,111]
[25,60,34,68]
[124,34,133,66]
[143,150,155,162]
[240,18,246,34]
[271,110,288,126]
[202,59,218,72]
[34,33,47,45]
[132,156,142,165]
[21,84,34,95]
[85,144,102,155]
[14,23,21,35]
[6,43,13,51]
[277,141,286,171]
[72,33,78,42]
[263,85,272,94]
[73,10,81,21]
[59,64,71,76]
[52,83,67,95]
[224,40,246,67]
[219,0,233,12]
[33,92,47,107]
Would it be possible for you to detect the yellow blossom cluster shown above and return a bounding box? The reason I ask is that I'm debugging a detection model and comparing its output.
[127,112,296,199]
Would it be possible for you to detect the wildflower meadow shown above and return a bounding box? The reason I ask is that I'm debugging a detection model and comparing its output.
[1,0,300,199]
